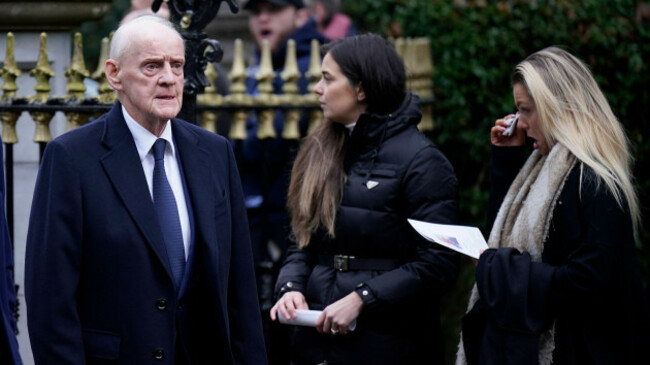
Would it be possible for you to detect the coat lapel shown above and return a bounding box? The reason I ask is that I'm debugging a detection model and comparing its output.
[172,121,222,296]
[99,104,173,282]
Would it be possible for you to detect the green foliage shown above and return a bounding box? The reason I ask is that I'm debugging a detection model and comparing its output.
[346,0,650,363]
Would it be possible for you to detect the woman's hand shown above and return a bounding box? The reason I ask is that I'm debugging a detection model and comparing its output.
[491,114,526,147]
[270,291,309,322]
[316,291,364,336]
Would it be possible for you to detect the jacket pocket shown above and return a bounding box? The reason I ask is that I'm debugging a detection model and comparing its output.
[83,329,120,360]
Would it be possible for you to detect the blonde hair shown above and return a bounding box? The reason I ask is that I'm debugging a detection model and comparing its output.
[513,46,640,232]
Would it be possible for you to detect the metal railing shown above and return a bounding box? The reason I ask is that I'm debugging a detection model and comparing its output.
[1,30,435,241]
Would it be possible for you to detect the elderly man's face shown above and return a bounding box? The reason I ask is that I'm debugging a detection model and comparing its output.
[111,25,185,131]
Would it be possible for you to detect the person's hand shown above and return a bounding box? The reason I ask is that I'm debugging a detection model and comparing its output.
[315,291,364,336]
[270,291,308,322]
[491,114,526,147]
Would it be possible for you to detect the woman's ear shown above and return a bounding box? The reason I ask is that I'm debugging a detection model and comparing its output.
[104,59,122,91]
[356,83,366,102]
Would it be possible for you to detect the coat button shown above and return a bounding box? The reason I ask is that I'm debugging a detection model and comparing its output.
[153,348,164,360]
[156,298,168,311]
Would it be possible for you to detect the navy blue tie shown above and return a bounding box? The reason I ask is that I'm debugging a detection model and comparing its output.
[152,139,185,290]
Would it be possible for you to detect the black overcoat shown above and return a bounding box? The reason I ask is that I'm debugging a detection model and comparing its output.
[25,103,267,364]
[462,145,650,365]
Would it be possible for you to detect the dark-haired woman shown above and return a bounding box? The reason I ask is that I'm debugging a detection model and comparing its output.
[270,33,460,365]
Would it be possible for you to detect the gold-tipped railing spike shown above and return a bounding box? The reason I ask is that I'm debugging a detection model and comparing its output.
[0,32,22,100]
[64,32,91,131]
[229,111,248,140]
[0,32,22,144]
[226,38,252,140]
[201,109,218,134]
[29,32,55,104]
[204,62,218,94]
[31,112,54,143]
[280,39,301,140]
[255,39,277,139]
[280,39,300,95]
[305,39,321,95]
[198,62,222,133]
[92,36,116,104]
[304,39,323,135]
[29,32,55,143]
[229,39,247,95]
[256,40,275,95]
[0,112,19,144]
[65,32,90,99]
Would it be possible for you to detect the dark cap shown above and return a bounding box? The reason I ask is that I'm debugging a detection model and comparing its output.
[244,0,305,11]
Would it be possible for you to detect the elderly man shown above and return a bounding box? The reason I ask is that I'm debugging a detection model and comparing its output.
[25,16,266,364]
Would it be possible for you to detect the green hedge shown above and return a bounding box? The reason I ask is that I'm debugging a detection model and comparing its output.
[346,0,650,363]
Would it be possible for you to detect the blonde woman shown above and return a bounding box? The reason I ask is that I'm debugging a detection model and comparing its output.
[458,47,650,365]
[270,33,460,364]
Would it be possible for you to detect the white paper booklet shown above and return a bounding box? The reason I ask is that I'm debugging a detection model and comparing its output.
[278,309,357,331]
[407,218,488,259]
[278,309,321,327]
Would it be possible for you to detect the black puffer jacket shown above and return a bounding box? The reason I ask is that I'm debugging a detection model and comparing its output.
[275,93,460,365]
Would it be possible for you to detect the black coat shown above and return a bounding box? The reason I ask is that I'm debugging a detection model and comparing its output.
[25,104,267,364]
[462,145,650,365]
[276,94,460,365]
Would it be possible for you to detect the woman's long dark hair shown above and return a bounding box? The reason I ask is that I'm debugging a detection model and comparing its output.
[288,33,407,248]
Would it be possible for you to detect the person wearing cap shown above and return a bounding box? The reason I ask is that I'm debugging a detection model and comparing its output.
[237,0,327,307]
[235,1,328,362]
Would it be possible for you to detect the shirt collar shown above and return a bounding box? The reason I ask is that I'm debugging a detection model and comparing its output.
[346,122,356,135]
[122,105,176,161]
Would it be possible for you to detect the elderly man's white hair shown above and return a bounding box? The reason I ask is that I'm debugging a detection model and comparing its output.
[109,15,184,61]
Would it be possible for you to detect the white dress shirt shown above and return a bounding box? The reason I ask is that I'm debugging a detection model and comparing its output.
[122,106,190,259]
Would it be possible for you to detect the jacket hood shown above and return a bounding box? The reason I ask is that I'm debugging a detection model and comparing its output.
[346,92,423,183]
[351,92,422,149]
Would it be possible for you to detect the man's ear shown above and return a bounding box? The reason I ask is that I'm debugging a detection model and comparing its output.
[356,83,366,102]
[104,59,122,91]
